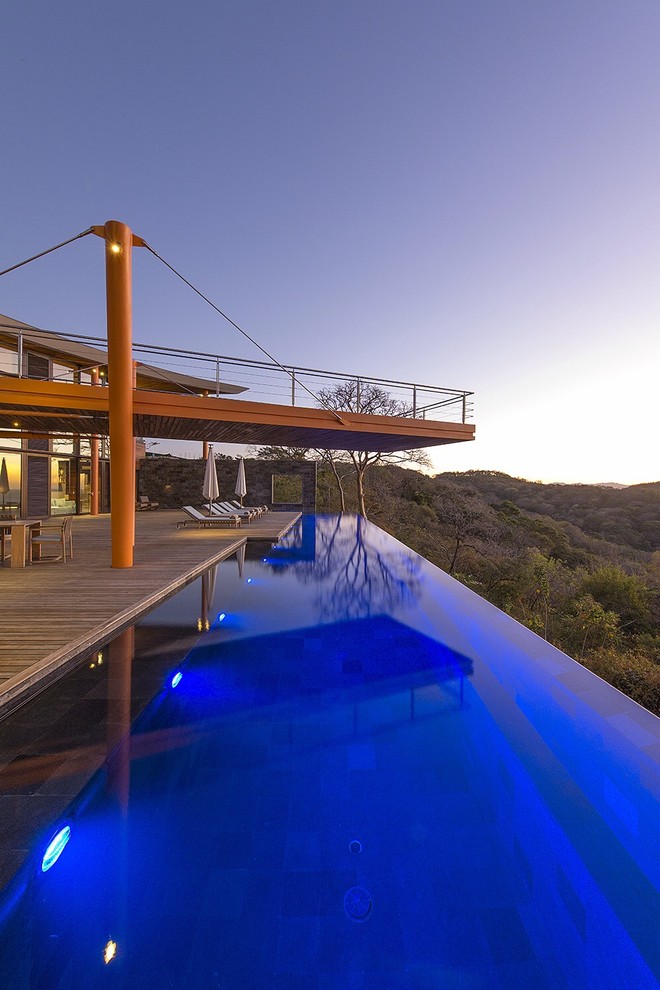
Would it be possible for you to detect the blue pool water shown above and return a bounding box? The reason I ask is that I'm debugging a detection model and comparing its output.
[2,514,660,988]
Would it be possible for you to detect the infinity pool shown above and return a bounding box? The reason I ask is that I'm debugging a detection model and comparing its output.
[1,514,660,988]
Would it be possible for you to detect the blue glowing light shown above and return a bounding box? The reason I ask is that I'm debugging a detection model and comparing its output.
[41,825,71,872]
[171,671,182,688]
[246,578,252,584]
[218,612,226,622]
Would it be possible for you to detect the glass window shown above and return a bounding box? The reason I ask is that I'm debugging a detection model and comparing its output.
[52,362,75,383]
[0,345,18,376]
[0,448,21,516]
[51,457,76,514]
[79,459,91,514]
[52,437,75,454]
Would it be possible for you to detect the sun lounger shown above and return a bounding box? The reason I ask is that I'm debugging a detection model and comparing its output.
[213,501,259,521]
[176,506,241,529]
[226,499,268,516]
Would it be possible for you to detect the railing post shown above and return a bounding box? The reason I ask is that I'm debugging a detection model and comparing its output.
[17,333,23,378]
[291,369,296,406]
[215,358,220,397]
[462,393,466,423]
[356,378,361,413]
[90,367,100,516]
[412,385,417,418]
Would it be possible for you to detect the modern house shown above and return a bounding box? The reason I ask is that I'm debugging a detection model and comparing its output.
[0,314,245,518]
[1,311,475,524]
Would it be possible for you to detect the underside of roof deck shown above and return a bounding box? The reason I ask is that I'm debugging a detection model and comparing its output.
[0,378,475,453]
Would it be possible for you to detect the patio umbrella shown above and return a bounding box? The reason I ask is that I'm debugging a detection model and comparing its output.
[234,457,247,507]
[235,542,246,579]
[202,445,219,507]
[200,564,217,630]
[0,458,9,510]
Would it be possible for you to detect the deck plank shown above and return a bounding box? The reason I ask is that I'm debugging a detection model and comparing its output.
[0,509,300,712]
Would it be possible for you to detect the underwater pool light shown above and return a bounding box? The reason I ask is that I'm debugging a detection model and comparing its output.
[41,825,71,872]
[218,612,226,622]
[171,671,182,688]
[103,939,117,964]
[246,578,252,584]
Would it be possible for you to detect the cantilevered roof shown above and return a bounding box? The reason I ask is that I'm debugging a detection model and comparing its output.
[0,378,475,453]
[0,314,245,396]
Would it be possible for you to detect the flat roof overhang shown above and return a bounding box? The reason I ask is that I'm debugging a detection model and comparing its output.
[0,318,245,396]
[0,378,475,453]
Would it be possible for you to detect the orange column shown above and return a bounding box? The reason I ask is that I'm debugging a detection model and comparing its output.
[131,360,138,549]
[104,220,135,567]
[90,367,100,515]
[106,625,134,811]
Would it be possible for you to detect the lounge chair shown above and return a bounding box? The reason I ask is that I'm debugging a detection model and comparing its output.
[137,495,159,510]
[226,499,268,516]
[30,516,74,563]
[176,506,241,529]
[212,501,259,521]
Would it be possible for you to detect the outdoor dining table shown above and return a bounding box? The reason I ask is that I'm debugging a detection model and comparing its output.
[1,518,43,568]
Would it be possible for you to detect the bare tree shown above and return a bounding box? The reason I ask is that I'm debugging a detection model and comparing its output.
[319,449,352,512]
[433,483,498,574]
[250,445,311,461]
[317,381,429,518]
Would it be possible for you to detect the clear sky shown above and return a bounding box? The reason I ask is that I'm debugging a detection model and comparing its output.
[2,0,659,484]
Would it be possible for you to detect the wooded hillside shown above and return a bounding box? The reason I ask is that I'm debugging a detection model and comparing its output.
[316,463,660,715]
[438,470,660,552]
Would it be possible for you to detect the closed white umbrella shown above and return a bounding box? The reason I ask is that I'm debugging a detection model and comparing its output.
[202,445,220,507]
[0,458,9,510]
[235,542,246,578]
[234,457,247,506]
[200,564,218,629]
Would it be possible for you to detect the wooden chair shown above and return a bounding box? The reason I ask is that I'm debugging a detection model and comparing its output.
[30,516,74,563]
[137,495,159,510]
[0,526,10,565]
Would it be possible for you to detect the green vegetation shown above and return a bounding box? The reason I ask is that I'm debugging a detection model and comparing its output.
[272,474,303,503]
[316,463,660,715]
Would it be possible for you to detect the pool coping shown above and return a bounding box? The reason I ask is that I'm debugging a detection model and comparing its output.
[0,538,247,718]
[0,511,303,718]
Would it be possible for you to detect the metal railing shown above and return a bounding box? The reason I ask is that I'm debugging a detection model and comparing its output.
[0,326,474,424]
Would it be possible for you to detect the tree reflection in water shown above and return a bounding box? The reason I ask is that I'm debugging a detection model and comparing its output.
[278,514,423,622]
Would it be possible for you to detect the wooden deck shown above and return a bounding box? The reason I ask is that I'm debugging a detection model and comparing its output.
[0,509,301,714]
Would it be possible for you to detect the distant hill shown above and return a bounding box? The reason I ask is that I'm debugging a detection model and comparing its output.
[552,481,628,489]
[316,462,659,715]
[435,470,660,553]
